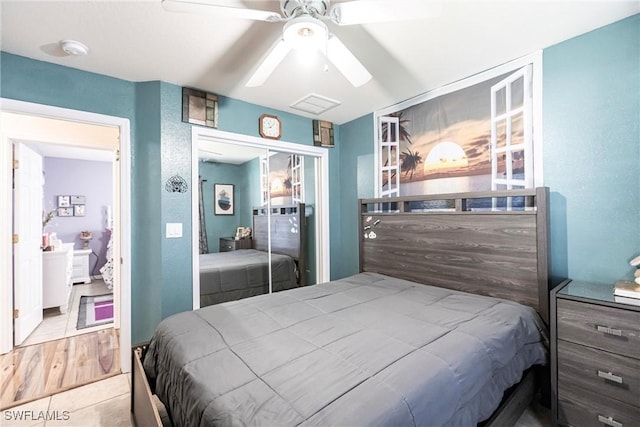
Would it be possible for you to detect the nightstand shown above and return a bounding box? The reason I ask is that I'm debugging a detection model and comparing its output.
[72,249,92,284]
[219,237,252,252]
[551,280,640,427]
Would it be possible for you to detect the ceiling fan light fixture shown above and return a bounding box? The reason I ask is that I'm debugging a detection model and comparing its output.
[327,34,371,87]
[283,15,328,52]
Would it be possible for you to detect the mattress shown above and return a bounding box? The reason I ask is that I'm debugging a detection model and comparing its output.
[144,272,548,427]
[199,249,298,307]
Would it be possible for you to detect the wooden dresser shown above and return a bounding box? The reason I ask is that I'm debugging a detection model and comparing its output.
[219,237,252,252]
[551,280,640,427]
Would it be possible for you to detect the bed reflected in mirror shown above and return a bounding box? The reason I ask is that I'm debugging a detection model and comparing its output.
[196,140,319,308]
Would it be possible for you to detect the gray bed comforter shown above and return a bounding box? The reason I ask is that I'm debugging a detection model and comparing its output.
[199,249,298,307]
[144,272,548,427]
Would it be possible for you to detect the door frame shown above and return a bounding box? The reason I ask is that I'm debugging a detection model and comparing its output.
[190,127,330,309]
[0,98,132,373]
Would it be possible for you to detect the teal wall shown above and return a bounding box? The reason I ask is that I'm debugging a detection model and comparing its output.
[2,13,637,343]
[334,113,375,279]
[159,82,194,320]
[1,51,344,343]
[543,14,639,284]
[334,14,640,285]
[133,81,163,339]
[199,161,252,251]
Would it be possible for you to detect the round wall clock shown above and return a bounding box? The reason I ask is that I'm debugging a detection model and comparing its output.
[259,114,282,140]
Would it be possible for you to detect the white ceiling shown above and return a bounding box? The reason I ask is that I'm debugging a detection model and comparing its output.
[200,139,268,163]
[1,1,638,125]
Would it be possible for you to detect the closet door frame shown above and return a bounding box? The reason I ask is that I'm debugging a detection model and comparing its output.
[190,127,330,309]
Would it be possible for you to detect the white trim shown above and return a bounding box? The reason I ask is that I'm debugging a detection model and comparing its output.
[376,116,400,198]
[374,51,544,193]
[0,98,132,374]
[490,65,533,191]
[191,128,330,309]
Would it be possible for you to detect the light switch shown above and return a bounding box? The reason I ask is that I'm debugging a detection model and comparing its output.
[166,222,183,238]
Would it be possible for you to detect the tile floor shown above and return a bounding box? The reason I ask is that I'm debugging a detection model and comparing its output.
[0,373,551,427]
[20,280,113,347]
[1,374,131,427]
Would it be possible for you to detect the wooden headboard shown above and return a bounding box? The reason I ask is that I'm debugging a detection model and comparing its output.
[253,203,306,285]
[359,188,550,324]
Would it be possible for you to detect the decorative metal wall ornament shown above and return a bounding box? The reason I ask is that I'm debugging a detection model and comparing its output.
[165,175,188,193]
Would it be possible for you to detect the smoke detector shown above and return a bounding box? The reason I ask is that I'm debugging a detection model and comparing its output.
[60,40,89,56]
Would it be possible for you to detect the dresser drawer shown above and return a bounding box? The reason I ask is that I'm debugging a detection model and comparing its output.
[557,299,640,358]
[219,238,252,252]
[558,383,639,427]
[558,340,640,407]
[219,239,237,252]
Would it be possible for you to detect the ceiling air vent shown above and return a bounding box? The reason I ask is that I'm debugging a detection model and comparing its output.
[290,93,341,115]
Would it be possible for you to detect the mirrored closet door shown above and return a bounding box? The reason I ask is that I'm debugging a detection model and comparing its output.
[195,136,323,309]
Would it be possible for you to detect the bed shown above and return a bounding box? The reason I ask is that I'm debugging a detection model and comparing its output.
[199,204,306,307]
[133,188,551,427]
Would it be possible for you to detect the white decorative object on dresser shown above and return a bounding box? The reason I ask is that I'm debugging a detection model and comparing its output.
[72,249,92,284]
[42,243,74,313]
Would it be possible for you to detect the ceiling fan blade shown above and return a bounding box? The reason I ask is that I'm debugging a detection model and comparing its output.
[162,0,283,22]
[327,34,371,87]
[246,38,292,87]
[329,0,441,26]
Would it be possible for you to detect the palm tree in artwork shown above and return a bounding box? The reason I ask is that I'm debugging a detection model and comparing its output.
[400,148,423,179]
[283,177,292,194]
[381,111,412,145]
[381,111,413,181]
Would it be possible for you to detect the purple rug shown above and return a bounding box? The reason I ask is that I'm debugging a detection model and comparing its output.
[77,293,114,329]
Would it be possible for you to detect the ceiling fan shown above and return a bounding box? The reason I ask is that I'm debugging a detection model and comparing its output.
[162,0,441,88]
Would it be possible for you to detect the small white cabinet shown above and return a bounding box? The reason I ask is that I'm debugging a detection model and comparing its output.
[72,249,92,284]
[42,244,73,313]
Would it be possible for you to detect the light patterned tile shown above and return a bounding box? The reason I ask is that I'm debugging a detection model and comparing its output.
[45,394,131,427]
[21,316,69,347]
[49,374,128,413]
[1,395,50,426]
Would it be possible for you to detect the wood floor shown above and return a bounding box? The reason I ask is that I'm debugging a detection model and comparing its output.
[0,328,120,410]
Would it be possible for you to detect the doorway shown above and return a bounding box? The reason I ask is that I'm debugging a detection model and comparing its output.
[16,143,116,348]
[0,99,132,375]
[190,127,330,309]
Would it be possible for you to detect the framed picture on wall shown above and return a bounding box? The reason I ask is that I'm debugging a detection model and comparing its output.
[58,207,74,217]
[74,205,86,216]
[214,184,234,215]
[70,195,86,205]
[182,87,219,128]
[57,195,70,207]
[313,119,334,147]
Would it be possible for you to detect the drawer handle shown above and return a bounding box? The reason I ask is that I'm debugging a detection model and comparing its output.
[597,370,623,384]
[596,325,623,336]
[598,415,622,427]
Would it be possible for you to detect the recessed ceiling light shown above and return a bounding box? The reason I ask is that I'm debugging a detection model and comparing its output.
[60,40,89,56]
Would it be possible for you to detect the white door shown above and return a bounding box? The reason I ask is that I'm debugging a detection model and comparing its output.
[13,143,44,346]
